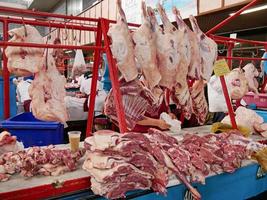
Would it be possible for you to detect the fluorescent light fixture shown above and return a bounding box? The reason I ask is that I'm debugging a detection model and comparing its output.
[235,42,240,46]
[65,50,73,53]
[229,4,267,16]
[260,49,266,51]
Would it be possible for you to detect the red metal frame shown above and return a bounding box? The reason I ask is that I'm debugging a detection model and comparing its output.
[205,0,267,129]
[0,6,128,135]
[1,0,266,135]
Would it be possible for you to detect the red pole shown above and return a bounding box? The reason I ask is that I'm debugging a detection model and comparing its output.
[3,19,10,119]
[101,18,127,133]
[86,20,102,136]
[206,0,260,35]
[218,56,267,61]
[220,76,237,129]
[0,17,97,32]
[211,34,267,46]
[0,6,99,22]
[0,41,104,50]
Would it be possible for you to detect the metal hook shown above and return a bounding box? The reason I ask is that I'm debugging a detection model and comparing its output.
[57,28,60,38]
[238,59,243,69]
[63,22,68,41]
[21,17,27,37]
[78,28,82,44]
[72,25,76,41]
[47,20,52,40]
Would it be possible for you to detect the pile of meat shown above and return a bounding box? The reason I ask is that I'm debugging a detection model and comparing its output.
[0,131,20,155]
[5,25,68,123]
[107,1,218,124]
[83,128,264,199]
[222,106,267,137]
[0,145,85,182]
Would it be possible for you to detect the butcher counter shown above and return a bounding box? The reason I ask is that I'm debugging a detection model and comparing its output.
[0,126,267,200]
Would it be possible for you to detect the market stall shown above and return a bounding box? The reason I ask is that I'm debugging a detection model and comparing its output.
[0,0,267,200]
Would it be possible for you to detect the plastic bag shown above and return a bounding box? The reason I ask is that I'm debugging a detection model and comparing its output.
[72,49,86,77]
[160,112,181,134]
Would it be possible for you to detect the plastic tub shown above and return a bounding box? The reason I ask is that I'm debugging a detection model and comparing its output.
[255,110,267,122]
[1,112,64,147]
[242,92,267,108]
[0,76,17,120]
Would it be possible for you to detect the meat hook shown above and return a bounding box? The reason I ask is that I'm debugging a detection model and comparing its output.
[47,20,52,40]
[21,17,27,37]
[72,25,77,41]
[78,29,82,44]
[63,22,68,41]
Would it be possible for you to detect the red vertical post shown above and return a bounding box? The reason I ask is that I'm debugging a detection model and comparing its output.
[219,76,237,129]
[3,19,10,119]
[101,18,127,133]
[86,20,102,136]
[227,44,234,69]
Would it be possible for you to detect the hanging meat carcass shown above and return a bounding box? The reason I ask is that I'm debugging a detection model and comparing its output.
[52,30,65,69]
[29,48,69,123]
[107,0,138,82]
[132,1,161,90]
[189,15,218,82]
[146,5,181,90]
[171,7,193,119]
[5,25,44,76]
[242,63,259,94]
[190,80,208,125]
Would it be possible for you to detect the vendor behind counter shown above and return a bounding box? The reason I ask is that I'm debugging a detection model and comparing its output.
[64,71,108,141]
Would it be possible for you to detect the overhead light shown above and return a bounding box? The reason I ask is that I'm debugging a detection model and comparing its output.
[260,49,266,51]
[229,4,267,16]
[65,50,73,53]
[235,42,240,46]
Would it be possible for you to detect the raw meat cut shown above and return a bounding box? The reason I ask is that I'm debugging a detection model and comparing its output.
[5,25,44,76]
[83,128,263,200]
[0,145,85,182]
[147,5,181,89]
[190,80,208,125]
[189,15,217,81]
[52,34,65,70]
[0,131,21,155]
[243,63,259,94]
[107,0,138,82]
[222,106,264,132]
[132,2,161,89]
[171,7,193,119]
[104,78,161,130]
[226,68,248,99]
[29,46,68,123]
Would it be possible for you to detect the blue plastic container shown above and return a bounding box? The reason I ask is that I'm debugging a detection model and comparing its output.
[101,53,112,92]
[0,76,17,120]
[255,110,267,122]
[1,112,64,147]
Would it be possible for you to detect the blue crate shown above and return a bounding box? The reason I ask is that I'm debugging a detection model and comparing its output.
[255,110,267,122]
[0,76,17,120]
[0,112,64,147]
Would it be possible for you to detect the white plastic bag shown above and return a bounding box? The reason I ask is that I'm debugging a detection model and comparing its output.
[72,49,86,77]
[207,75,228,112]
[160,112,181,134]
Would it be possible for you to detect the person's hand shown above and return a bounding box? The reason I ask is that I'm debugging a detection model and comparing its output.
[168,113,177,120]
[157,119,171,130]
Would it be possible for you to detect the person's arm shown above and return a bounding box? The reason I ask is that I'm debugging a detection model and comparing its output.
[136,116,170,130]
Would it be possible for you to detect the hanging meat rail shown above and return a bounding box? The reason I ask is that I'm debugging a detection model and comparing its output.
[0,5,142,135]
